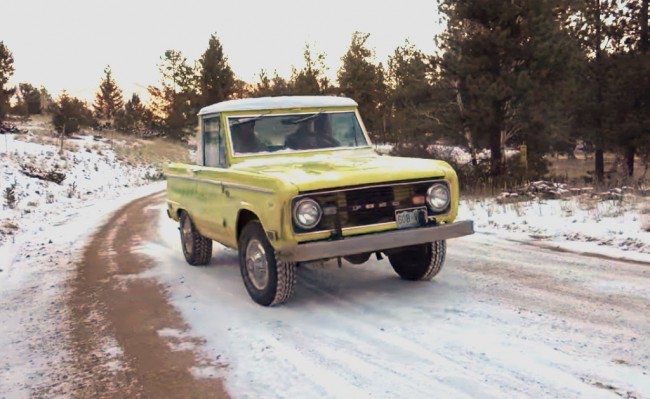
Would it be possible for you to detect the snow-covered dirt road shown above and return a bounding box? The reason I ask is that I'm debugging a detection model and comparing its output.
[138,198,650,398]
[5,189,648,398]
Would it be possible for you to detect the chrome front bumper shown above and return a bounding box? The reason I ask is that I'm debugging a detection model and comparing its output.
[277,220,474,262]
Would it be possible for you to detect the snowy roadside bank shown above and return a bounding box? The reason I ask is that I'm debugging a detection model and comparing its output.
[459,196,650,264]
[0,131,167,398]
[1,133,161,243]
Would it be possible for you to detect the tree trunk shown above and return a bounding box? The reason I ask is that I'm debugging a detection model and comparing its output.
[490,130,502,176]
[465,127,478,166]
[594,0,605,182]
[622,0,647,179]
[625,144,635,177]
[59,124,66,154]
[642,0,648,54]
[595,148,604,181]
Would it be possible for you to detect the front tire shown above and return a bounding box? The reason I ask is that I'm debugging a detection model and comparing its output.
[179,211,212,266]
[388,240,446,281]
[238,221,296,306]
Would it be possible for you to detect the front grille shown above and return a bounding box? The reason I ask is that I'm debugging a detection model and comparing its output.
[292,180,447,233]
[344,185,395,225]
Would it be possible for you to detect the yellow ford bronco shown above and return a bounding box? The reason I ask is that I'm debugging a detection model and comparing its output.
[166,96,474,306]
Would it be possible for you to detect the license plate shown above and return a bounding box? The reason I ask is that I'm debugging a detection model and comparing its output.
[395,207,427,229]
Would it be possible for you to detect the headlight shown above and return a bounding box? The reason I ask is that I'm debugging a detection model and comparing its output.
[426,183,450,212]
[293,198,322,229]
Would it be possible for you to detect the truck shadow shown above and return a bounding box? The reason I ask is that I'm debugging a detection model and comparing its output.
[154,214,456,309]
[207,246,454,308]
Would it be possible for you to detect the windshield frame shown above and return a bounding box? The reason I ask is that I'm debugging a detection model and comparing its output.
[224,109,373,160]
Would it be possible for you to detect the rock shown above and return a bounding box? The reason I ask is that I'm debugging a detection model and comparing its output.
[542,191,560,199]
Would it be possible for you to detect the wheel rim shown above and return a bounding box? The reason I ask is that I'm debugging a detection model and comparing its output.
[246,239,269,290]
[182,217,193,254]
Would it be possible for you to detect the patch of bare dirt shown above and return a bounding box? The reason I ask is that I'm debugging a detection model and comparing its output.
[47,191,228,398]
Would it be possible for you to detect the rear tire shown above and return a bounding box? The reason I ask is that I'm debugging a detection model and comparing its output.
[238,221,296,306]
[388,240,446,281]
[179,211,212,266]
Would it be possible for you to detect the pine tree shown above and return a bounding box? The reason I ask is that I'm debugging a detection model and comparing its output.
[231,78,251,99]
[253,69,273,97]
[252,69,294,97]
[337,32,387,137]
[289,44,332,95]
[52,92,94,136]
[438,0,582,176]
[565,0,626,180]
[610,0,649,177]
[198,34,235,105]
[93,66,124,123]
[114,93,152,133]
[386,41,435,145]
[11,83,38,117]
[148,50,198,141]
[38,87,53,113]
[18,83,42,115]
[271,71,290,95]
[0,41,15,122]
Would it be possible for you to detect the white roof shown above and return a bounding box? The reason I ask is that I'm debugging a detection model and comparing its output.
[198,96,358,115]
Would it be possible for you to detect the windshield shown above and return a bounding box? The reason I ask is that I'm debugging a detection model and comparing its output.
[227,111,368,155]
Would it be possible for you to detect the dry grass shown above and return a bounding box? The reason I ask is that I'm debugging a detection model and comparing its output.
[461,154,648,199]
[12,118,191,169]
[546,153,648,183]
[0,220,19,235]
[641,202,650,232]
[110,132,191,168]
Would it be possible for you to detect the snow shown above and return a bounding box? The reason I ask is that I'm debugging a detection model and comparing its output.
[0,131,165,398]
[459,196,650,263]
[190,366,221,379]
[100,337,126,373]
[0,133,161,244]
[2,129,649,398]
[198,96,357,115]
[136,208,650,399]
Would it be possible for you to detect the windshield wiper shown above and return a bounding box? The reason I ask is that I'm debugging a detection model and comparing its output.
[230,112,270,126]
[290,111,324,124]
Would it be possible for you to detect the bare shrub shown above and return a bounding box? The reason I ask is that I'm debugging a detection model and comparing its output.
[19,163,66,184]
[67,181,77,198]
[0,220,19,236]
[3,181,18,209]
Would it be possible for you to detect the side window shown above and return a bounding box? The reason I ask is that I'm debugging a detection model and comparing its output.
[203,116,225,167]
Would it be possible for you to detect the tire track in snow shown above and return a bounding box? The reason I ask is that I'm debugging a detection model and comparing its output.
[142,200,650,398]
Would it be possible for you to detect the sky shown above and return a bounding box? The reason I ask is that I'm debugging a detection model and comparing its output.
[1,0,444,103]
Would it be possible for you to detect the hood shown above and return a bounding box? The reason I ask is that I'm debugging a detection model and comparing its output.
[231,149,453,192]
